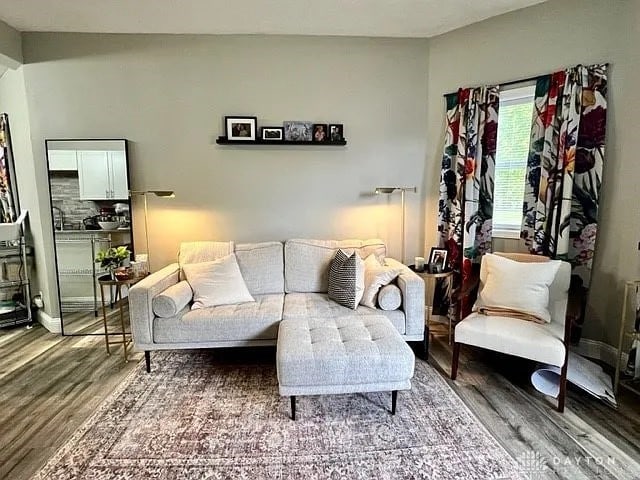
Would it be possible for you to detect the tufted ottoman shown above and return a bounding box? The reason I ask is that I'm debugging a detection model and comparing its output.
[276,314,415,420]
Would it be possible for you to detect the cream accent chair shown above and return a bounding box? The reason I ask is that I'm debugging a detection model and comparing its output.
[451,253,571,412]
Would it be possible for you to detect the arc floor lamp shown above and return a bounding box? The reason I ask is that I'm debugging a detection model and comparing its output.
[129,190,175,272]
[375,186,417,264]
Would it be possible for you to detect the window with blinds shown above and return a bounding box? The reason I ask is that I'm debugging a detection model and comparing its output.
[492,84,536,238]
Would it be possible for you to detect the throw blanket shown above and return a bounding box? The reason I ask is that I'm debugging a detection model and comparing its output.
[473,306,546,324]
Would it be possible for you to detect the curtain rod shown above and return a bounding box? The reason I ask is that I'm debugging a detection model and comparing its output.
[443,62,610,98]
[442,74,539,97]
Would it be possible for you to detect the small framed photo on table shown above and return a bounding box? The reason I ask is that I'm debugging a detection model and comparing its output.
[261,126,284,141]
[428,247,448,273]
[225,116,257,141]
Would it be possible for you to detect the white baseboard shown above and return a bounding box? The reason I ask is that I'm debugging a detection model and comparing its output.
[37,310,62,334]
[573,338,625,368]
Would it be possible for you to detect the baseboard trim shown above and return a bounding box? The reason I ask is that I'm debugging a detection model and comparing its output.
[573,339,625,368]
[38,310,62,334]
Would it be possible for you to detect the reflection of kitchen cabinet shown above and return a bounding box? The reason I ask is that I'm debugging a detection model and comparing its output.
[48,150,78,171]
[78,150,129,200]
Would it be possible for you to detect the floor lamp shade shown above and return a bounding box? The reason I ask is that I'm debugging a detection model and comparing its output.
[129,190,175,272]
[375,186,417,264]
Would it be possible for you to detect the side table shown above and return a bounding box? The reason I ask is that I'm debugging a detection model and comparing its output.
[98,274,142,362]
[409,266,454,350]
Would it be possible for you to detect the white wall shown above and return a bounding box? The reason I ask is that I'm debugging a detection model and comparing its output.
[425,0,639,345]
[0,67,56,326]
[20,34,430,317]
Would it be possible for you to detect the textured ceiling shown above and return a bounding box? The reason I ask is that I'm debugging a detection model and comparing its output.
[0,0,546,38]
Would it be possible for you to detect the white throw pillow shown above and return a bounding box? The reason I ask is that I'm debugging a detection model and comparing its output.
[182,253,255,309]
[327,249,365,309]
[360,254,402,308]
[377,284,402,311]
[474,253,561,323]
[152,280,193,317]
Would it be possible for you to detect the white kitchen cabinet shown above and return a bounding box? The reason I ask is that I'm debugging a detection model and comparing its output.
[48,150,78,171]
[108,151,129,199]
[77,150,129,200]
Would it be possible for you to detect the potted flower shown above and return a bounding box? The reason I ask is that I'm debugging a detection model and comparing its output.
[95,246,131,280]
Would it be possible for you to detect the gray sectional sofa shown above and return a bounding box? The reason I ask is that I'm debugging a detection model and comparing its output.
[129,238,426,372]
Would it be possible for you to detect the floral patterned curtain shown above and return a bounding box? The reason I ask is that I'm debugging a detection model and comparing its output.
[521,64,607,287]
[438,86,499,318]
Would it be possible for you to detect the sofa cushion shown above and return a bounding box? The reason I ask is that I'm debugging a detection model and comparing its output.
[327,249,365,309]
[284,239,386,293]
[378,284,402,311]
[178,241,234,280]
[152,280,192,318]
[182,254,254,309]
[153,293,284,344]
[283,292,406,334]
[360,254,402,308]
[234,242,284,295]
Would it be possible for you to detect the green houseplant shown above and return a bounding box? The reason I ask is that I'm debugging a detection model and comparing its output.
[95,246,131,279]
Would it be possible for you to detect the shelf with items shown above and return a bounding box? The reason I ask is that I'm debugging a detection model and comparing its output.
[614,280,640,396]
[0,211,32,329]
[216,136,347,146]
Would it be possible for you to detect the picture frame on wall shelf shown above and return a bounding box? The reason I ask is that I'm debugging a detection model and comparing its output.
[283,121,313,142]
[312,124,328,142]
[261,126,284,141]
[225,116,257,141]
[328,124,344,142]
[428,247,448,273]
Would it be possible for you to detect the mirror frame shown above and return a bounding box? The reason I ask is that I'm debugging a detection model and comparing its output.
[44,138,135,336]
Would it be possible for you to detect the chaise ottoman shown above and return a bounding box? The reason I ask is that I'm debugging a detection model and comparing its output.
[276,314,415,420]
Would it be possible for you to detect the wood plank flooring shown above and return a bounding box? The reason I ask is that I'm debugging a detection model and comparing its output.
[427,335,640,479]
[0,315,639,479]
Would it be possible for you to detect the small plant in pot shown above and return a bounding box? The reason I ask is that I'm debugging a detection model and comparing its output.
[95,246,131,280]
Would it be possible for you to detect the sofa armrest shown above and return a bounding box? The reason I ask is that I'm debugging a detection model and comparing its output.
[129,263,181,347]
[384,258,425,338]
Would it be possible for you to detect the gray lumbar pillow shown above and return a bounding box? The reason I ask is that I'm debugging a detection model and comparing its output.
[377,284,402,311]
[327,249,365,309]
[152,280,193,318]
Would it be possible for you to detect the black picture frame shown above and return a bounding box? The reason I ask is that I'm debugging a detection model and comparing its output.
[225,116,257,141]
[328,124,344,142]
[428,247,449,273]
[312,124,328,142]
[260,126,284,141]
[283,121,313,142]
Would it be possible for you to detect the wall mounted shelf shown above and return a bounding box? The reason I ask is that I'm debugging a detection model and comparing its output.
[216,136,347,146]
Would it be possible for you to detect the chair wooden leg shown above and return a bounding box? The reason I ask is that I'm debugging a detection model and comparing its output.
[145,351,151,373]
[451,342,461,380]
[391,390,398,415]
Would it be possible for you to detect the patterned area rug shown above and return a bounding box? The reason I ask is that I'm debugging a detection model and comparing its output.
[33,349,524,479]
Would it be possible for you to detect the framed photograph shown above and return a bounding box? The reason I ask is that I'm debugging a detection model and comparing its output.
[283,121,313,142]
[312,124,328,142]
[225,116,257,141]
[328,124,344,142]
[428,247,449,273]
[261,126,284,141]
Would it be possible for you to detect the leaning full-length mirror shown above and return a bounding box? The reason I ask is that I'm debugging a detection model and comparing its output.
[45,139,134,335]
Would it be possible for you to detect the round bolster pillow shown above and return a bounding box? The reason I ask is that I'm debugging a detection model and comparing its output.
[152,280,193,318]
[377,284,402,311]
